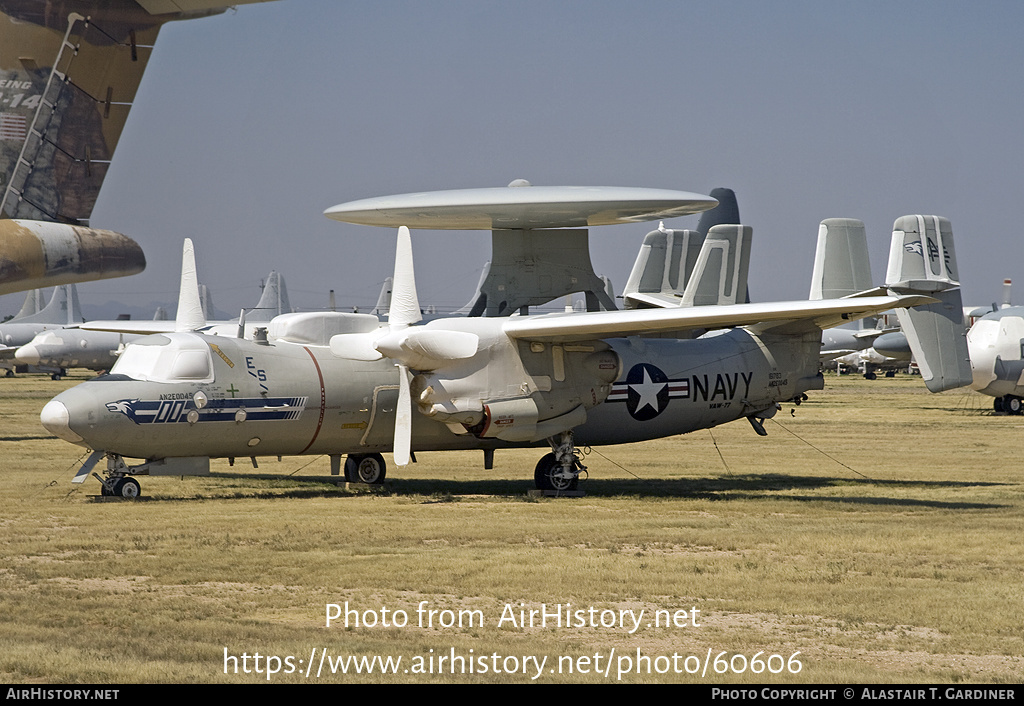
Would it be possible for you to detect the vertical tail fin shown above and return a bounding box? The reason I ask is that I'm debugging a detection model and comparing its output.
[810,218,874,299]
[696,188,741,236]
[885,215,971,392]
[66,283,82,325]
[11,289,45,321]
[15,284,73,325]
[373,277,394,316]
[9,286,46,321]
[247,271,292,321]
[810,218,875,329]
[679,224,752,307]
[622,227,705,308]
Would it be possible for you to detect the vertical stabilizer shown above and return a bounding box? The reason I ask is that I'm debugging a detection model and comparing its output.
[600,276,615,310]
[66,283,82,325]
[679,224,752,307]
[15,284,71,325]
[697,188,747,302]
[198,284,215,321]
[248,271,292,321]
[885,215,971,392]
[11,289,45,321]
[809,219,873,299]
[696,188,741,236]
[886,215,959,290]
[622,227,704,308]
[373,277,393,316]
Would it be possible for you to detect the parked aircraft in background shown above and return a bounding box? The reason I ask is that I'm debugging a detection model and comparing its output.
[965,285,1024,413]
[0,0,273,294]
[39,184,970,497]
[0,284,82,375]
[16,270,292,373]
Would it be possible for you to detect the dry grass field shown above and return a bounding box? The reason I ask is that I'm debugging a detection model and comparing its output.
[1,371,1021,683]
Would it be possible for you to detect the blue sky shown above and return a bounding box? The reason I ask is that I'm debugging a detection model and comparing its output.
[5,0,1023,318]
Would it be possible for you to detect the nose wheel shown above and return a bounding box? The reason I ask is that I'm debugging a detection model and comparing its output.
[99,476,141,498]
[92,454,143,499]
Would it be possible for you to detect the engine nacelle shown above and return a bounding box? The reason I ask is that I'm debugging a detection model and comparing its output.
[411,338,621,442]
[0,219,145,295]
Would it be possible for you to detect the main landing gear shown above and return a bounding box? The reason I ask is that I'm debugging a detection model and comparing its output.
[534,431,586,492]
[344,453,387,484]
[995,395,1023,415]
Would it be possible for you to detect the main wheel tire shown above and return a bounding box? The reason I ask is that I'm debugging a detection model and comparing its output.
[112,477,140,499]
[1007,396,1023,415]
[534,453,578,492]
[344,454,386,484]
[994,397,1004,413]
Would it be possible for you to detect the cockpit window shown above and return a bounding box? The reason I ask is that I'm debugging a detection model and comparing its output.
[170,350,212,380]
[110,334,214,383]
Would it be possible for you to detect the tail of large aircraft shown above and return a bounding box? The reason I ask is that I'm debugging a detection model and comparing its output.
[8,284,82,325]
[884,215,972,392]
[10,289,45,321]
[0,1,270,295]
[247,271,292,321]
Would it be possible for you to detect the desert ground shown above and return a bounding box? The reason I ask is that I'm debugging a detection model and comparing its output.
[1,371,1021,683]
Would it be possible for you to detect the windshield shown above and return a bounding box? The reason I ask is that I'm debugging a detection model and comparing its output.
[110,334,214,383]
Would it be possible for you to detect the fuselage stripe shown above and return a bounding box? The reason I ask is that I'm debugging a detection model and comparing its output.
[299,347,326,454]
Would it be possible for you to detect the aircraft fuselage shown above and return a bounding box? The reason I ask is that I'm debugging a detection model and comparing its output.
[42,327,822,463]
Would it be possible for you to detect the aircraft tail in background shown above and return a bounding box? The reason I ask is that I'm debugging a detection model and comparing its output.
[884,215,972,392]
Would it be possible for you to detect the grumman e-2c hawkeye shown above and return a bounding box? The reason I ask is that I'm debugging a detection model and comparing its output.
[40,185,971,497]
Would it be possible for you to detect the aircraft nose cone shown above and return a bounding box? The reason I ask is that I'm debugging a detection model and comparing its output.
[15,343,40,365]
[40,400,83,443]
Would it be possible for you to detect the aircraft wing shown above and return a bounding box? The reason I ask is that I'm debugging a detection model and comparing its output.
[503,295,933,343]
[79,321,177,335]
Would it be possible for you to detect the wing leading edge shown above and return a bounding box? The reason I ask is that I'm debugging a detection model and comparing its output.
[502,295,935,343]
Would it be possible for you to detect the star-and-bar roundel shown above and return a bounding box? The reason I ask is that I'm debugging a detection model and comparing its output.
[607,363,689,421]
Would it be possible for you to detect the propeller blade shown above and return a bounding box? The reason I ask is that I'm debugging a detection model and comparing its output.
[388,226,421,327]
[394,363,412,466]
[174,239,207,332]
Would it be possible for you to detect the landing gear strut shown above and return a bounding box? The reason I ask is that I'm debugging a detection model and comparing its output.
[534,431,585,491]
